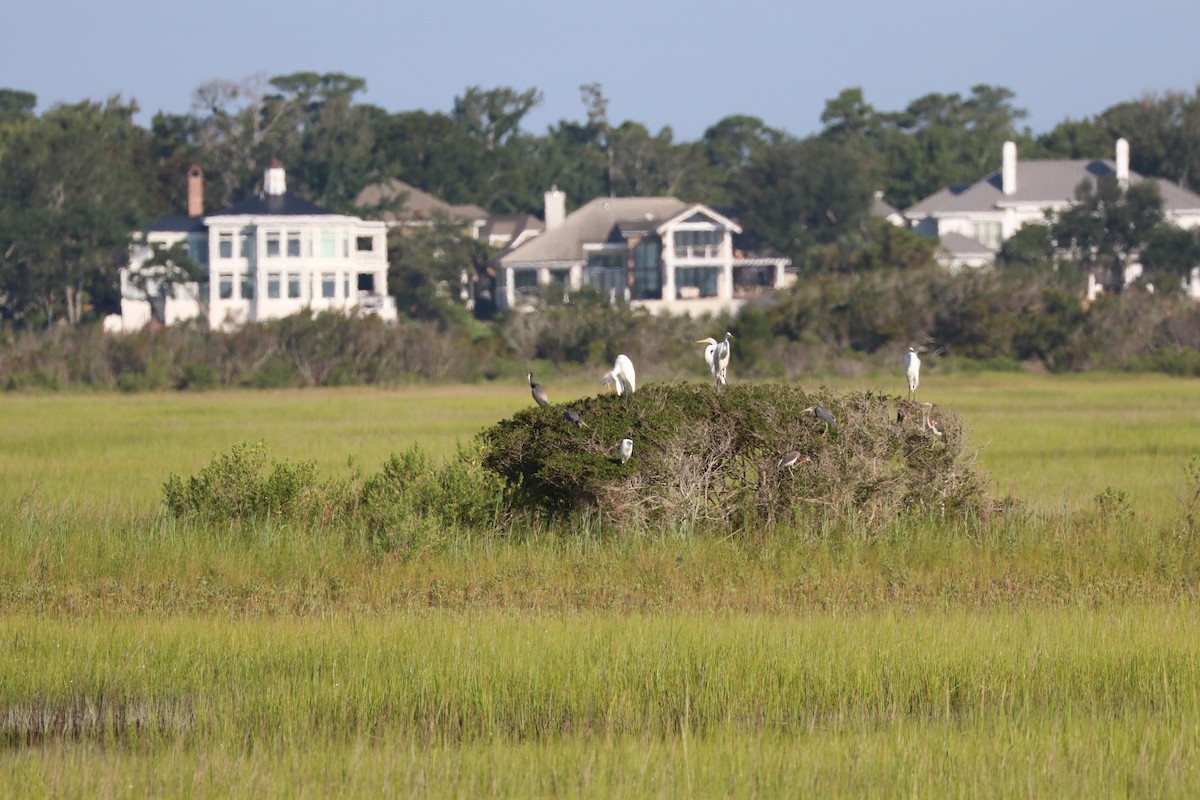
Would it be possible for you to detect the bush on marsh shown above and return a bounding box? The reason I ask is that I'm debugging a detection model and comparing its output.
[480,382,989,527]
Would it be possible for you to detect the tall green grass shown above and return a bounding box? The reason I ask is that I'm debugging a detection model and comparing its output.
[2,607,1199,796]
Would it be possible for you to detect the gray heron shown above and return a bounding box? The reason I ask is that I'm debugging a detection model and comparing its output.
[527,372,549,407]
[905,346,921,401]
[618,436,634,464]
[601,354,636,396]
[802,405,837,431]
[777,450,811,469]
[563,410,588,429]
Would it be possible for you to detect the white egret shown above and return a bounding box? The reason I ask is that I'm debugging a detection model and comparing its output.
[601,354,636,396]
[527,372,549,407]
[905,346,921,401]
[563,410,588,429]
[618,437,634,464]
[695,332,733,386]
[802,405,837,431]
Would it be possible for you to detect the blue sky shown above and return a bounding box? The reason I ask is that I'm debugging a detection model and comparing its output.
[6,0,1198,142]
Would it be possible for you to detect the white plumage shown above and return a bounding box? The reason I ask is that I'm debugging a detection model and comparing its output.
[696,331,733,386]
[618,437,634,464]
[905,346,921,400]
[601,354,636,396]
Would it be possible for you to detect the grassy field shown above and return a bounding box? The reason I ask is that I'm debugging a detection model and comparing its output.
[1,373,1199,797]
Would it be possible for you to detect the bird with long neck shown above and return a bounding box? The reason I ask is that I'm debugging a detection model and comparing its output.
[527,372,548,407]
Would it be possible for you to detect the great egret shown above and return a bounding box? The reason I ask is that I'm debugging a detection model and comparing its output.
[802,405,837,431]
[905,346,921,400]
[601,354,636,396]
[695,332,733,386]
[563,410,588,429]
[618,436,634,464]
[777,450,811,469]
[527,372,549,407]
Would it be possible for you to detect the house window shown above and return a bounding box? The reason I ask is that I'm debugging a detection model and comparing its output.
[265,231,281,258]
[584,267,624,295]
[218,272,234,300]
[344,274,351,299]
[356,235,374,252]
[513,269,539,295]
[321,273,336,298]
[287,272,302,299]
[287,231,302,258]
[674,230,721,259]
[240,233,254,259]
[267,272,281,299]
[972,221,1003,250]
[218,232,233,259]
[676,266,719,298]
[240,273,254,300]
[633,241,661,299]
[320,231,336,258]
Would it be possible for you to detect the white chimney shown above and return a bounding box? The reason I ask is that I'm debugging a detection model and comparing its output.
[1116,138,1130,188]
[1001,141,1017,196]
[544,186,566,230]
[264,158,287,196]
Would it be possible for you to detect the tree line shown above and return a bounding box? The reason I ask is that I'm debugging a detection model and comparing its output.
[0,74,1199,377]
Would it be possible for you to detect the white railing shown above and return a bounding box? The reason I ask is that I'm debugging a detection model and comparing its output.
[673,244,721,260]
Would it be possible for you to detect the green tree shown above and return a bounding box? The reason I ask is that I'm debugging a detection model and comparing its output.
[126,241,206,326]
[1051,174,1164,291]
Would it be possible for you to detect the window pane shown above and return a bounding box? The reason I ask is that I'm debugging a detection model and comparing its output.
[320,232,336,258]
[322,272,336,298]
[218,233,233,259]
[287,231,302,258]
[218,272,234,299]
[241,234,253,259]
[266,232,281,258]
[356,235,374,252]
[241,274,254,300]
[287,272,302,298]
[267,272,281,299]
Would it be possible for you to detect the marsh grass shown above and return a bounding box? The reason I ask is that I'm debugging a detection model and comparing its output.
[3,608,1200,796]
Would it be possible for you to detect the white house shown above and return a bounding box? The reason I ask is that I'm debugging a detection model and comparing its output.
[903,139,1200,294]
[110,162,397,332]
[494,189,792,315]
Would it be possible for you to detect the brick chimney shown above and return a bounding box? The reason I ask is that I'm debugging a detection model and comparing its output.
[1001,141,1017,196]
[187,165,204,216]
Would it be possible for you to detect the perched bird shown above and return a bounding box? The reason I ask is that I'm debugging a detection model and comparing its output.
[563,410,588,429]
[919,402,944,437]
[601,354,637,396]
[528,372,549,407]
[695,331,733,386]
[618,436,634,464]
[905,346,921,401]
[777,450,811,470]
[802,405,837,431]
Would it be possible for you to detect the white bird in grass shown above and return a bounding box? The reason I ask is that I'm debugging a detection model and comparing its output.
[905,346,921,401]
[618,436,634,464]
[695,332,733,386]
[601,354,636,396]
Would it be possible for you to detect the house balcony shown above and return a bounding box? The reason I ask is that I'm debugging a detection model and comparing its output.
[673,244,722,261]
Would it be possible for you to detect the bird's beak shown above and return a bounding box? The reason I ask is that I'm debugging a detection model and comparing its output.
[694,339,708,344]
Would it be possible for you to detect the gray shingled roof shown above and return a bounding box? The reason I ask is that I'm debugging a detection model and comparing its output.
[355,178,487,223]
[215,192,338,217]
[498,197,690,266]
[905,159,1200,216]
[478,214,544,242]
[937,231,995,257]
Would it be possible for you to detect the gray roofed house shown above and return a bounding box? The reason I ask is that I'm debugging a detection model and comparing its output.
[903,139,1200,294]
[354,179,488,226]
[110,162,397,332]
[494,189,792,314]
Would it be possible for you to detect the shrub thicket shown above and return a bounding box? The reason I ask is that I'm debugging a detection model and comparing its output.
[481,383,988,528]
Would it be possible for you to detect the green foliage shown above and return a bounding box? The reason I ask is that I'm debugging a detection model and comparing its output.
[163,440,321,523]
[481,382,987,528]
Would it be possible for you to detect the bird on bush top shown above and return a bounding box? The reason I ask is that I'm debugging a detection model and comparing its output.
[905,346,921,400]
[777,450,811,469]
[696,331,733,387]
[618,436,634,464]
[527,372,549,407]
[563,409,588,429]
[802,405,837,431]
[601,354,636,396]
